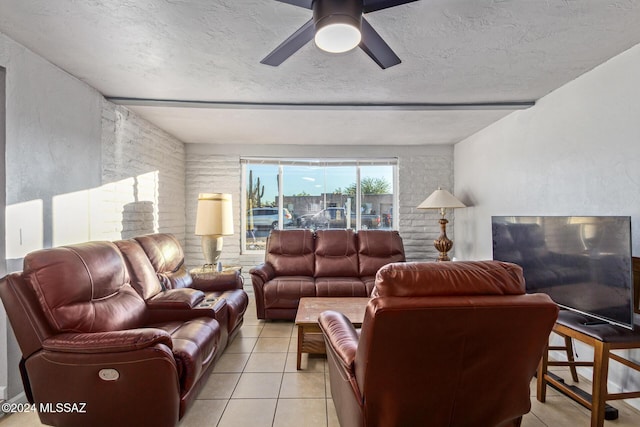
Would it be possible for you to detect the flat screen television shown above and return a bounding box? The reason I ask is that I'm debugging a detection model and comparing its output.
[492,216,634,330]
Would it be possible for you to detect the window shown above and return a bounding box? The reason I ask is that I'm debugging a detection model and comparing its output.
[241,158,398,252]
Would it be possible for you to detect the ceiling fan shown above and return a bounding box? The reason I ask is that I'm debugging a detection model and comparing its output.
[261,0,420,69]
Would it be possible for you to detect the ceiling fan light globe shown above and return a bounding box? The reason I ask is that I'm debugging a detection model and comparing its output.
[315,23,361,53]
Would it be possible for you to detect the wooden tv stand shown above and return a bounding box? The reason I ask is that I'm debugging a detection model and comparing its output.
[537,310,640,427]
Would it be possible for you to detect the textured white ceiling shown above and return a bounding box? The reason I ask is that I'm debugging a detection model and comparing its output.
[2,0,640,145]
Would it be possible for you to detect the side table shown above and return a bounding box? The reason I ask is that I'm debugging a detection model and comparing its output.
[537,310,640,427]
[189,266,244,291]
[190,266,242,279]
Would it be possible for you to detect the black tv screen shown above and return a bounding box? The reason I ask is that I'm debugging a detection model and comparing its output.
[492,216,634,330]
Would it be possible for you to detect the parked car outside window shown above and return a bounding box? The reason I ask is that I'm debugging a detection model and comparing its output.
[247,208,293,230]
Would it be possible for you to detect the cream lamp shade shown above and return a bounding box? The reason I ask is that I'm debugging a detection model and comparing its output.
[195,193,233,236]
[195,193,233,269]
[417,187,465,262]
[417,188,466,216]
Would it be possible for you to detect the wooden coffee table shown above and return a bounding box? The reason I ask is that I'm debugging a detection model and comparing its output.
[294,297,370,370]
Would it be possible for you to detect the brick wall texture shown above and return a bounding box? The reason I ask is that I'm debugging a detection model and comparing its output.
[184,150,455,278]
[100,103,455,274]
[100,101,186,243]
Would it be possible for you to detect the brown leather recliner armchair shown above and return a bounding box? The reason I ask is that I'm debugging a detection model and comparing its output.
[0,242,222,427]
[319,261,559,427]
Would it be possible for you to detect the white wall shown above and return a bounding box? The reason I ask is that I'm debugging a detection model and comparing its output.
[185,143,456,279]
[0,66,6,401]
[454,42,640,410]
[0,31,187,402]
[101,101,186,243]
[0,31,103,400]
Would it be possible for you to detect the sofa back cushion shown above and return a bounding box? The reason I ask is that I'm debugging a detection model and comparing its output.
[357,230,405,276]
[114,239,165,299]
[374,261,526,298]
[314,230,359,277]
[134,233,193,289]
[266,230,315,276]
[24,242,146,333]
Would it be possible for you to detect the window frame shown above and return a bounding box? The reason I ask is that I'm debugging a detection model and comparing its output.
[241,157,398,254]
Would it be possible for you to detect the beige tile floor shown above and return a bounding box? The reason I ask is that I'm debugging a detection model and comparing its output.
[2,295,640,426]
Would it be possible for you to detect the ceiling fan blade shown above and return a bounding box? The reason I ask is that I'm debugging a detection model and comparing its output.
[363,0,420,14]
[276,0,313,9]
[261,19,315,66]
[359,18,401,69]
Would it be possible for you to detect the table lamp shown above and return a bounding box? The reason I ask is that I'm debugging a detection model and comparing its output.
[417,187,466,261]
[195,193,233,270]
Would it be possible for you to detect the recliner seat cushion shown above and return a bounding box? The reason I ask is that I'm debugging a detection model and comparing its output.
[315,277,367,297]
[263,277,316,309]
[153,318,220,392]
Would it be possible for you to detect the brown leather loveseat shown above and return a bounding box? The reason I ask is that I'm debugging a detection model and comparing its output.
[117,233,248,349]
[0,234,247,427]
[250,229,405,320]
[319,261,559,427]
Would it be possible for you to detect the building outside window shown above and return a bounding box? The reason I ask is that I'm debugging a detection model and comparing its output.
[241,158,398,252]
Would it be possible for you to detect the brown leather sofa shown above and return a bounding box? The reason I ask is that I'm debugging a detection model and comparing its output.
[0,235,247,427]
[319,261,559,427]
[122,233,248,344]
[250,229,405,320]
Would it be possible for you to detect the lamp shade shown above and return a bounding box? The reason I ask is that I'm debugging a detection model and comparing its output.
[417,188,466,210]
[195,193,233,236]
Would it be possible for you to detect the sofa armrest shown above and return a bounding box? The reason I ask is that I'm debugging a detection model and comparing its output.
[319,310,359,371]
[147,288,205,309]
[250,263,275,284]
[42,328,173,354]
[30,338,181,426]
[145,297,227,325]
[250,263,275,319]
[191,270,243,292]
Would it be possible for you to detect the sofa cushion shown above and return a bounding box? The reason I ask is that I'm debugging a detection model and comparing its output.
[153,318,220,392]
[201,289,248,334]
[357,230,405,276]
[264,276,316,309]
[315,277,367,297]
[315,230,359,278]
[114,239,165,298]
[374,261,526,298]
[266,230,315,276]
[160,265,194,290]
[361,276,376,296]
[134,234,186,275]
[24,242,147,333]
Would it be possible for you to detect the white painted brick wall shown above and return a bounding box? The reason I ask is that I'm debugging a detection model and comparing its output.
[100,101,186,244]
[185,154,242,270]
[398,154,456,262]
[184,147,455,281]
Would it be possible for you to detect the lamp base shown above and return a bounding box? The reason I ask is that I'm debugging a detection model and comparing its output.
[201,235,223,268]
[434,218,453,262]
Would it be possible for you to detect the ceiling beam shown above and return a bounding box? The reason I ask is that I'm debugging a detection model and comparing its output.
[106,97,534,111]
